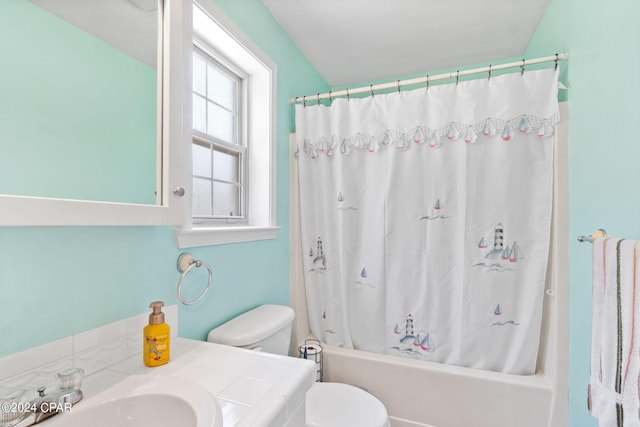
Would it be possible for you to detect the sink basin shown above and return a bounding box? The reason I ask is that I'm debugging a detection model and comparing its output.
[44,375,221,427]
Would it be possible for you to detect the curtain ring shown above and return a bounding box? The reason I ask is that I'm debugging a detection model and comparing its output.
[303,95,307,107]
[426,75,430,90]
[370,84,374,97]
[397,80,401,93]
[329,90,333,104]
[554,53,559,70]
[317,93,320,105]
[346,88,350,101]
[521,59,525,76]
[456,70,459,85]
[488,65,492,80]
[295,96,299,104]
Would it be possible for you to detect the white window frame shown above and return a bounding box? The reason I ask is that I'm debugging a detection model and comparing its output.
[175,0,279,247]
[192,45,246,224]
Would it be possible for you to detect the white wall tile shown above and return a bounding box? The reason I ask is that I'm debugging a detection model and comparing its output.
[0,305,178,384]
[0,337,72,382]
[165,304,179,340]
[73,336,127,376]
[127,312,149,336]
[73,320,127,354]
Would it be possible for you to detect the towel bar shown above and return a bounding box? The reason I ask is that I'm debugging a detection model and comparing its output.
[577,228,607,243]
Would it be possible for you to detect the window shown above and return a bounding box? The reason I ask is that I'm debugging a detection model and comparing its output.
[175,1,279,248]
[192,48,245,222]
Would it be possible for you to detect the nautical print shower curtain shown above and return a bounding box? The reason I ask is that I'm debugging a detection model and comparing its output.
[296,68,560,375]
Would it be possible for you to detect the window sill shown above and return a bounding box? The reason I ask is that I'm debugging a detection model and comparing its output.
[174,225,281,248]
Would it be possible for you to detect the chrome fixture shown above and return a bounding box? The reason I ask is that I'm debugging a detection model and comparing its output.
[2,368,84,427]
[176,253,213,305]
[577,228,607,243]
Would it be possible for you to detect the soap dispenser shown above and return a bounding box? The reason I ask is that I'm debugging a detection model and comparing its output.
[143,301,170,367]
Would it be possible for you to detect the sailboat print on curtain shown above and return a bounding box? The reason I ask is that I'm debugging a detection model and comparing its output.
[490,304,519,327]
[337,191,358,211]
[390,314,437,356]
[419,198,449,220]
[473,223,525,272]
[354,266,376,288]
[494,304,503,316]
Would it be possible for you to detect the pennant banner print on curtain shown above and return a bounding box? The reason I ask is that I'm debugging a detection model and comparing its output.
[296,68,560,375]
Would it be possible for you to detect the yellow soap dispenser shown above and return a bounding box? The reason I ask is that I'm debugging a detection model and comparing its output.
[143,301,170,367]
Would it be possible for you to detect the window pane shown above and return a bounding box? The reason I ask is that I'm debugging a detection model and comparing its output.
[207,65,236,111]
[192,143,211,178]
[193,54,206,96]
[213,149,239,183]
[191,44,247,224]
[193,178,212,216]
[213,182,239,216]
[193,94,206,133]
[207,101,234,143]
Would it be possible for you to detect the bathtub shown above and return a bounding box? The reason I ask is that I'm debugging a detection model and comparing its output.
[321,343,554,427]
[288,103,569,427]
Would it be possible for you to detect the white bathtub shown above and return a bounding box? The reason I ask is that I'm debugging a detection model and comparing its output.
[288,103,569,427]
[321,343,554,427]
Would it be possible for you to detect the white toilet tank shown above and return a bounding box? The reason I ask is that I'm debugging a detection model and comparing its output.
[207,305,295,355]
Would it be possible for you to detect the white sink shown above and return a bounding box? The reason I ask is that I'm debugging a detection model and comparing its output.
[44,375,221,427]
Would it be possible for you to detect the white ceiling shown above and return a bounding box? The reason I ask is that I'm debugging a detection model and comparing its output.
[262,0,551,87]
[28,0,157,68]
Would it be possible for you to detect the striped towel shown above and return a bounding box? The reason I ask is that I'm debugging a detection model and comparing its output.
[589,238,640,427]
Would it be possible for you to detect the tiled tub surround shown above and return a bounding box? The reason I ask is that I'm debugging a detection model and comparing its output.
[0,307,317,427]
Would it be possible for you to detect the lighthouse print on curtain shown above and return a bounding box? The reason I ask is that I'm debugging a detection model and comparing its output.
[296,68,559,375]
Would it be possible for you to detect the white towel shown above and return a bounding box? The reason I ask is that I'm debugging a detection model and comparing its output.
[589,238,640,427]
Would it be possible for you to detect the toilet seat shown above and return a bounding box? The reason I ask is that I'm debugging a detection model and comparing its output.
[306,382,389,427]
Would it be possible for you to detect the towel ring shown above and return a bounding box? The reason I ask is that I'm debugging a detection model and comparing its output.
[176,253,213,305]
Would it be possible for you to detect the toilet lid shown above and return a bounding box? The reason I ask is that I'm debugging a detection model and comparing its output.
[306,382,388,427]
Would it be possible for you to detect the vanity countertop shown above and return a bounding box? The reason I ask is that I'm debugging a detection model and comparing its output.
[44,338,317,427]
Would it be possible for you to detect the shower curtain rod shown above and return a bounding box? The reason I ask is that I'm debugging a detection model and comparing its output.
[290,52,568,105]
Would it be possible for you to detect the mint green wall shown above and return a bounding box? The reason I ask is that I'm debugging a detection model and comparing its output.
[0,0,329,358]
[526,0,640,425]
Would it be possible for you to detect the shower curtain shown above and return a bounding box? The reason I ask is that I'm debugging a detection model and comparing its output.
[296,68,560,375]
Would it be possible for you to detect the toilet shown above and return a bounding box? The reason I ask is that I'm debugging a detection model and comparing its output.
[207,304,389,427]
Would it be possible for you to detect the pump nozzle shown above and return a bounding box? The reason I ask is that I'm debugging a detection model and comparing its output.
[149,301,165,325]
